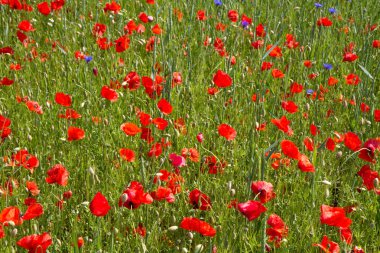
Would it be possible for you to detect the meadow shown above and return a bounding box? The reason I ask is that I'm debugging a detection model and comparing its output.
[0,0,380,252]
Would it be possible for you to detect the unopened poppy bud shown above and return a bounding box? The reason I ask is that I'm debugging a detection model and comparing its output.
[187,232,193,239]
[168,226,178,231]
[182,248,189,253]
[336,151,342,158]
[104,119,109,125]
[11,228,17,237]
[27,134,32,141]
[321,180,331,185]
[56,239,62,247]
[194,244,204,253]
[148,16,154,22]
[230,188,236,196]
[7,221,15,227]
[374,178,379,188]
[306,103,310,111]
[227,181,232,190]
[121,193,128,203]
[361,117,365,125]
[88,167,95,175]
[255,122,259,129]
[93,67,98,76]
[33,224,38,232]
[325,188,329,198]
[196,133,204,143]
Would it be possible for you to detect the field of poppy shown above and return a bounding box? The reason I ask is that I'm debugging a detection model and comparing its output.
[0,0,380,252]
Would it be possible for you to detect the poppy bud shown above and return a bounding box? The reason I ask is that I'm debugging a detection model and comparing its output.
[325,188,330,198]
[336,151,342,158]
[196,133,204,143]
[194,244,204,253]
[187,232,193,239]
[227,181,232,190]
[88,167,95,175]
[374,178,379,188]
[93,67,98,76]
[230,188,236,196]
[168,226,178,231]
[120,193,128,203]
[11,228,18,237]
[181,248,189,253]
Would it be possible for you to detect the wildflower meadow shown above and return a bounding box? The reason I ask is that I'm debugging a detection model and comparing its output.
[0,0,380,252]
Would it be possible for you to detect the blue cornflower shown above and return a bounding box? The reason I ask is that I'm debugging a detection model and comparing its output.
[241,20,249,29]
[329,7,336,14]
[85,56,93,63]
[323,63,333,70]
[307,89,314,95]
[214,0,222,6]
[314,2,323,8]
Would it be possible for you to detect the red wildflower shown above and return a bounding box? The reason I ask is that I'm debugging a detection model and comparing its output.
[196,10,207,21]
[328,76,339,86]
[317,17,333,27]
[271,116,293,136]
[17,232,52,253]
[218,123,237,141]
[11,149,39,173]
[285,34,299,49]
[114,35,130,53]
[189,189,212,210]
[121,122,141,136]
[58,108,81,120]
[326,138,336,151]
[281,140,300,159]
[119,148,135,162]
[251,40,264,49]
[313,235,340,253]
[152,24,162,34]
[345,73,361,85]
[0,206,23,226]
[26,181,40,196]
[358,139,380,163]
[251,181,276,203]
[55,92,72,107]
[227,10,239,22]
[344,132,361,151]
[37,2,50,15]
[290,82,303,94]
[124,71,141,90]
[343,53,358,62]
[133,223,147,237]
[281,101,298,113]
[101,85,118,102]
[303,137,314,151]
[118,181,153,209]
[45,164,69,186]
[0,47,14,55]
[272,69,285,78]
[304,60,312,68]
[256,23,266,37]
[26,100,43,114]
[138,12,149,23]
[213,70,232,88]
[373,40,380,48]
[357,165,380,191]
[90,192,111,216]
[151,186,175,203]
[266,45,282,58]
[18,20,35,32]
[298,154,315,172]
[180,217,216,237]
[266,214,288,248]
[22,203,44,220]
[157,98,173,115]
[339,227,352,245]
[93,23,107,37]
[320,204,352,228]
[237,200,267,221]
[261,62,273,71]
[103,0,121,14]
[67,126,85,141]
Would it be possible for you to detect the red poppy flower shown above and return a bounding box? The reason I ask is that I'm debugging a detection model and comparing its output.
[133,223,147,237]
[237,200,267,221]
[297,154,315,172]
[218,123,237,141]
[196,10,207,21]
[55,92,72,107]
[261,62,273,71]
[310,124,319,136]
[251,40,264,49]
[256,23,266,37]
[0,224,4,239]
[11,149,39,173]
[290,82,303,94]
[251,181,276,203]
[281,101,298,113]
[281,140,300,159]
[18,20,35,32]
[227,10,239,22]
[266,214,288,247]
[152,24,162,34]
[0,77,14,86]
[151,117,168,130]
[26,181,40,196]
[26,100,43,114]
[90,192,111,216]
[189,189,212,210]
[67,126,85,141]
[120,122,141,136]
[114,35,130,53]
[22,203,44,220]
[271,116,293,136]
[58,108,82,119]
[119,148,135,162]
[157,98,173,115]
[124,71,140,90]
[326,138,336,151]
[339,227,352,244]
[344,132,361,151]
[357,165,380,191]
[0,46,14,55]
[320,204,352,228]
[151,186,175,203]
[303,137,314,151]
[345,73,361,85]
[37,2,50,15]
[103,0,121,14]
[51,0,65,10]
[93,23,107,37]
[358,139,380,163]
[17,232,52,253]
[272,69,285,78]
[317,17,333,27]
[138,12,149,23]
[101,85,118,102]
[0,206,23,226]
[328,76,339,86]
[266,45,282,58]
[180,217,216,237]
[343,53,358,62]
[119,181,153,209]
[213,70,232,88]
[45,164,69,186]
[285,34,299,49]
[241,14,252,25]
[373,40,380,48]
[313,235,340,253]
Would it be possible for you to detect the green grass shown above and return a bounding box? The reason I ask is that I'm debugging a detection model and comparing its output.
[0,0,379,252]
